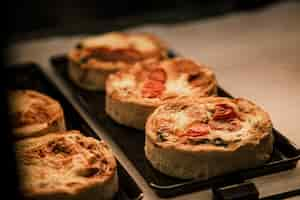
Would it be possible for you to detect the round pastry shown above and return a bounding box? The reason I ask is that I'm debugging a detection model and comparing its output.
[145,97,274,179]
[68,32,167,90]
[106,58,217,130]
[8,90,66,140]
[16,130,118,200]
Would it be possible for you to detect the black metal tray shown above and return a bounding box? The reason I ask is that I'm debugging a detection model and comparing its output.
[5,63,143,200]
[50,55,300,198]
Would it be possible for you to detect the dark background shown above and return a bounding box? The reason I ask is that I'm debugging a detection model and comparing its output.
[11,0,281,41]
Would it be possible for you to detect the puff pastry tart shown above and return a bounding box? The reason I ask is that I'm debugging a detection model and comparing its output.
[8,90,66,140]
[68,32,167,90]
[16,130,118,200]
[145,97,274,179]
[106,58,217,130]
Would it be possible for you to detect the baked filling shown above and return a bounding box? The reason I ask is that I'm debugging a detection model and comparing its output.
[8,90,64,134]
[69,32,167,69]
[107,58,217,104]
[148,97,272,148]
[16,131,116,196]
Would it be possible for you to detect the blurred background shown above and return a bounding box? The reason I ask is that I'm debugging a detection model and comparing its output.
[11,0,282,41]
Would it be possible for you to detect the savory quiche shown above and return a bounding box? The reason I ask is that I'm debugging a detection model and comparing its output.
[106,58,217,130]
[145,97,274,179]
[8,90,66,140]
[16,130,118,200]
[68,32,167,90]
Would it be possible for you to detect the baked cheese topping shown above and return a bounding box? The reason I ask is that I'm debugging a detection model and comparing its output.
[82,32,157,52]
[82,33,129,49]
[111,75,136,91]
[173,111,191,131]
[8,90,63,130]
[16,131,116,196]
[148,97,272,147]
[107,58,217,104]
[69,32,167,68]
[165,74,192,96]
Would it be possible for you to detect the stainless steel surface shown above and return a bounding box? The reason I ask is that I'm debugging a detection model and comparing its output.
[6,1,300,199]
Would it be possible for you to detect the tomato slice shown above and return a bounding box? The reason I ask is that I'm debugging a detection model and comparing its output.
[148,68,166,83]
[142,80,165,98]
[208,119,241,131]
[213,103,237,121]
[181,122,210,137]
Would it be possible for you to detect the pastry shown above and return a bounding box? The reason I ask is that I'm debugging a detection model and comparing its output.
[16,130,118,200]
[8,90,66,140]
[145,97,274,179]
[68,32,167,90]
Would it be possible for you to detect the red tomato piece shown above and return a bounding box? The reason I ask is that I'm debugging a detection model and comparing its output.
[142,80,165,98]
[148,68,166,83]
[182,123,210,137]
[213,103,237,121]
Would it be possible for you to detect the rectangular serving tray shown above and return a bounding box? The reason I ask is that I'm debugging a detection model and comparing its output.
[50,54,300,198]
[5,63,143,200]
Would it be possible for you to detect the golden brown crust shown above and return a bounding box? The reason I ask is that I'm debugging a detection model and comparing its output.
[16,130,118,199]
[8,90,66,139]
[145,97,274,179]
